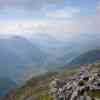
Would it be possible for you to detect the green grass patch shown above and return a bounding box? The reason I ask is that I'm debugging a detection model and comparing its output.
[14,67,80,100]
[87,90,100,98]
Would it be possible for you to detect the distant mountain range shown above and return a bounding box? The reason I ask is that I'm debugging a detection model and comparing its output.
[0,36,46,82]
[1,34,100,97]
[0,36,47,96]
[0,34,100,80]
[0,35,78,81]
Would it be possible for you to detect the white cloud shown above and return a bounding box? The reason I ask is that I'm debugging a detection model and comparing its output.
[78,14,100,33]
[0,19,80,40]
[0,20,47,36]
[96,2,100,12]
[0,15,99,39]
[46,7,80,18]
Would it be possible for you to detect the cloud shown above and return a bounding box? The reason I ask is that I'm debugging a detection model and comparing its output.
[0,0,64,10]
[0,19,77,39]
[0,20,47,36]
[79,14,100,33]
[96,1,100,12]
[0,12,100,38]
[0,0,65,20]
[44,20,79,33]
[46,7,80,18]
[0,0,99,38]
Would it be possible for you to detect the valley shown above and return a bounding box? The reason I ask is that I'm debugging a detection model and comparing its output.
[1,35,100,99]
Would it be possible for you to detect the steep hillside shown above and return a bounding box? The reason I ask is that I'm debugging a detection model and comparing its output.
[0,36,46,80]
[3,67,80,100]
[3,63,100,100]
[50,63,100,100]
[68,49,100,66]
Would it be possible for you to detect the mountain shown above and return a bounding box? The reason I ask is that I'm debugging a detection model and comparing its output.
[68,49,100,66]
[0,36,49,97]
[27,33,100,70]
[27,33,80,70]
[4,62,100,100]
[0,36,46,82]
[1,34,100,100]
[1,34,100,98]
[3,68,79,100]
[0,35,80,98]
[0,34,100,80]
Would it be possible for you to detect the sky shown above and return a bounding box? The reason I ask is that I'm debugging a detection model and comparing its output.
[0,0,100,38]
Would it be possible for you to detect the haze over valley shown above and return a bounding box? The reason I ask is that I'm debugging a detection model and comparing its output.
[0,33,100,82]
[0,0,100,99]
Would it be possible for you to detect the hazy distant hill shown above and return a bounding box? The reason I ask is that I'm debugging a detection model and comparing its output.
[1,35,100,80]
[1,35,100,98]
[68,49,100,66]
[0,36,46,81]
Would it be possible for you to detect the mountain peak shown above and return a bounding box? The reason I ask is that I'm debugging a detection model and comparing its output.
[11,35,27,41]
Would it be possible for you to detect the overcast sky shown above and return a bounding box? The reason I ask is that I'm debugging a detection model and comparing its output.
[0,0,100,38]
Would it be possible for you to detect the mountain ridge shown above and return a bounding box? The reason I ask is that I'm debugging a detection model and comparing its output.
[68,49,100,66]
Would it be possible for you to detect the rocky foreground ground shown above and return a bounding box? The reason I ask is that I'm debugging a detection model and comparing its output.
[50,65,100,100]
[2,64,100,100]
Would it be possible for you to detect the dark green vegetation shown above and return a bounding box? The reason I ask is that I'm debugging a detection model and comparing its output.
[15,72,58,100]
[68,49,100,66]
[87,90,100,99]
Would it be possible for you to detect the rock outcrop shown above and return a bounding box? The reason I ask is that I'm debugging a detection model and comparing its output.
[50,65,100,100]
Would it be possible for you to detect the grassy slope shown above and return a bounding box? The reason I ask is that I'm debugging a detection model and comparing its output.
[14,63,100,100]
[15,67,79,100]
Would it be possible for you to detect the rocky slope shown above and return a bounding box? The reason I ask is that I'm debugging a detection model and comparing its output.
[50,63,100,100]
[2,68,79,100]
[2,63,100,100]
